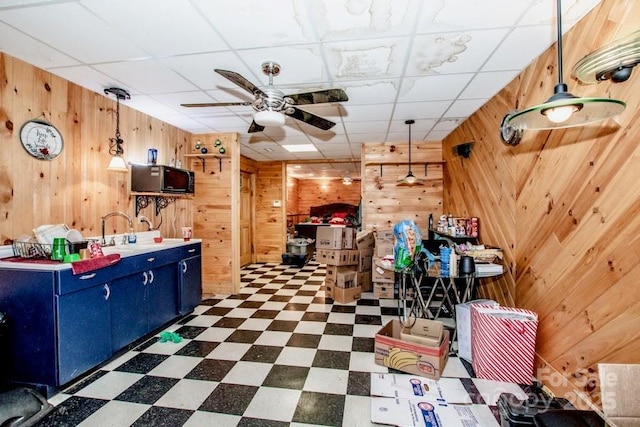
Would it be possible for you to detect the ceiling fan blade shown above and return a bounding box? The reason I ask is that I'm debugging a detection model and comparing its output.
[286,107,336,130]
[181,101,252,108]
[286,88,349,105]
[215,69,266,97]
[248,121,265,133]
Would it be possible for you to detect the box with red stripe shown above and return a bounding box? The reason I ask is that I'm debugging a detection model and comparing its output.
[470,304,538,384]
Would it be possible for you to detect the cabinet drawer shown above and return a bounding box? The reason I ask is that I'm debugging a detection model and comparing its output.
[179,242,201,258]
[56,257,137,295]
[130,247,181,269]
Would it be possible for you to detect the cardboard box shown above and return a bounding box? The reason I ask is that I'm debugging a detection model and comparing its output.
[375,229,395,257]
[326,283,361,304]
[374,282,395,299]
[455,299,498,363]
[400,318,444,347]
[315,226,356,249]
[370,397,488,427]
[355,230,375,249]
[316,249,359,266]
[358,248,373,272]
[599,364,640,426]
[358,271,372,292]
[325,266,357,288]
[372,260,394,283]
[370,373,472,403]
[374,319,449,380]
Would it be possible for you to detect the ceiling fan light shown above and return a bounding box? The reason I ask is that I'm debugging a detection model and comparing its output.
[254,110,285,127]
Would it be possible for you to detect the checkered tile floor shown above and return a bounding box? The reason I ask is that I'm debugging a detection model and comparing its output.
[36,260,529,426]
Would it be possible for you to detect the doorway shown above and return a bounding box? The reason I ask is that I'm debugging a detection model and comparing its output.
[240,171,254,266]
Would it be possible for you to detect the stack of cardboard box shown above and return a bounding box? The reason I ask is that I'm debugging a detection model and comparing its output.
[355,231,375,292]
[372,229,396,299]
[317,227,376,304]
[317,226,359,303]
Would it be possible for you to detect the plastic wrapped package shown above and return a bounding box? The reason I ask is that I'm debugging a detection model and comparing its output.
[393,220,422,270]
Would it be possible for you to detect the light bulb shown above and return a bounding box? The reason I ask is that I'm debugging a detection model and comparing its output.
[405,174,416,184]
[544,105,578,123]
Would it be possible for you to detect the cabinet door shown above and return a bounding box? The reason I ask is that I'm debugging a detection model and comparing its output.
[146,264,178,332]
[0,269,57,387]
[110,273,147,353]
[179,255,202,314]
[56,283,111,385]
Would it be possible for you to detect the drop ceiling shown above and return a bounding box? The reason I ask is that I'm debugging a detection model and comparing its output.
[0,0,601,179]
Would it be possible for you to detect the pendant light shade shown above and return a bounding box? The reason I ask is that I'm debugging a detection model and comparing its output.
[507,0,625,131]
[396,119,425,187]
[107,155,128,172]
[104,87,130,172]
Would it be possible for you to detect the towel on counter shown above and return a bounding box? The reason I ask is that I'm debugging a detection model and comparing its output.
[71,254,121,275]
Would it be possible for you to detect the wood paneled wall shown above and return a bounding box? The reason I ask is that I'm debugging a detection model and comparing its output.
[361,142,443,232]
[0,53,192,244]
[254,161,286,262]
[296,179,361,218]
[442,0,640,410]
[188,134,239,295]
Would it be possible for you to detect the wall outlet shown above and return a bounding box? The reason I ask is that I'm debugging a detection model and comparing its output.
[272,200,281,207]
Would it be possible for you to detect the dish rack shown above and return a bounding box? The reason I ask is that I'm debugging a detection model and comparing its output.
[12,241,53,259]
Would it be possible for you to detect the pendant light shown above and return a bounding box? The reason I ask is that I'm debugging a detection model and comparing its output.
[506,0,625,130]
[396,119,425,187]
[105,87,130,172]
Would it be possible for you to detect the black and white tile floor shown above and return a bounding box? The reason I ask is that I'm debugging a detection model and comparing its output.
[36,260,527,426]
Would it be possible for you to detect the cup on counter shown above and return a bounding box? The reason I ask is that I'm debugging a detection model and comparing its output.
[51,237,67,261]
[182,226,192,241]
[79,248,92,260]
[63,253,81,263]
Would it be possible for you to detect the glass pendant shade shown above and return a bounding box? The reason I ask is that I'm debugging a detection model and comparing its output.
[107,155,128,172]
[507,0,625,131]
[396,119,425,187]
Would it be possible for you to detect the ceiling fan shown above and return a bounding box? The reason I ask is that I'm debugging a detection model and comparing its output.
[181,61,349,133]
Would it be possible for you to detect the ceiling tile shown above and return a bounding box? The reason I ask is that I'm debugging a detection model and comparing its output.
[0,0,604,177]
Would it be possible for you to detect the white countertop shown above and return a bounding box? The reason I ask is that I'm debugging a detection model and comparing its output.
[0,231,201,271]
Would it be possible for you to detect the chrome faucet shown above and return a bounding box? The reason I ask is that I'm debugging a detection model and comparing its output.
[137,214,154,231]
[101,211,134,246]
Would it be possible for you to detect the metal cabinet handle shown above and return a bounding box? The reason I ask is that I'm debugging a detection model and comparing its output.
[79,273,97,280]
[142,271,148,285]
[103,284,110,300]
[148,269,154,284]
[188,249,196,253]
[147,257,155,262]
[182,261,187,273]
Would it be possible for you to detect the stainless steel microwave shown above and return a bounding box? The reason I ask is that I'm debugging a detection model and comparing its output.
[130,165,195,194]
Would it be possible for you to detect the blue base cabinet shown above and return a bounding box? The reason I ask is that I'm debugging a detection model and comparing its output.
[56,283,111,385]
[0,242,201,396]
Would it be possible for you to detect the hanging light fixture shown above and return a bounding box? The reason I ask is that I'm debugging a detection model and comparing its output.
[104,87,130,172]
[506,0,625,130]
[396,119,425,187]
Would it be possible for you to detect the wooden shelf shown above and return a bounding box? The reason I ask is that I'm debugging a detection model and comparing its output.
[184,153,228,172]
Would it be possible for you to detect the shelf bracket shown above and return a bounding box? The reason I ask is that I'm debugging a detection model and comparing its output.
[135,195,178,217]
[196,156,222,173]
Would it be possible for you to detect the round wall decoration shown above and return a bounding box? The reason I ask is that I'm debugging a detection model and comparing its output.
[19,119,64,160]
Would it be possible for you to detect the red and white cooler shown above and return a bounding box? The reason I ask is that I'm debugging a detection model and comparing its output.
[470,304,538,384]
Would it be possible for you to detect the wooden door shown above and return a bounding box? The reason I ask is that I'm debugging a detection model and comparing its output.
[240,171,253,266]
